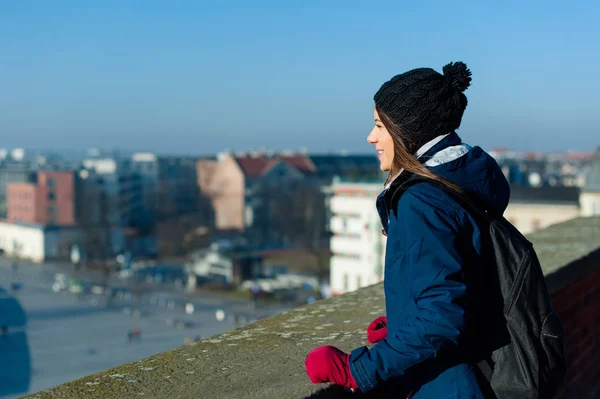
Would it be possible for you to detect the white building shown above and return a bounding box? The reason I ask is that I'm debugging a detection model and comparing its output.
[184,245,264,287]
[0,222,80,263]
[328,179,386,296]
[185,248,234,284]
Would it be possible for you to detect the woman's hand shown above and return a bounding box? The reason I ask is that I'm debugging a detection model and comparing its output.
[305,346,358,390]
[367,316,388,344]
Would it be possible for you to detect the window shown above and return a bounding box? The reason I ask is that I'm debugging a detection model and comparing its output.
[48,191,56,201]
[48,206,56,224]
[356,275,362,289]
[48,178,57,188]
[343,273,349,291]
[244,206,254,226]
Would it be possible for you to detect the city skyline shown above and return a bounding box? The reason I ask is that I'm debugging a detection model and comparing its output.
[0,145,598,162]
[2,1,600,153]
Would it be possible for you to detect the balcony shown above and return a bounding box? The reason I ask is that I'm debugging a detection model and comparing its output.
[22,217,600,399]
[330,235,361,258]
[329,196,369,216]
[329,216,371,236]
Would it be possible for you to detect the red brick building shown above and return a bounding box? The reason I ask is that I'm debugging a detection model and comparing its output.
[7,171,75,226]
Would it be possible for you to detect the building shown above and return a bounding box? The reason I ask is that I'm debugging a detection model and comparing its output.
[80,157,144,228]
[196,154,242,231]
[197,152,316,232]
[130,152,160,225]
[490,148,594,188]
[327,177,587,295]
[196,159,218,195]
[132,153,207,224]
[77,158,145,257]
[130,153,212,257]
[580,150,600,216]
[156,156,201,217]
[185,246,263,286]
[0,161,35,219]
[328,179,386,295]
[0,222,80,262]
[504,185,581,234]
[6,171,75,226]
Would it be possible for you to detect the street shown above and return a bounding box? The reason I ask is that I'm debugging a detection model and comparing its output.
[0,257,293,398]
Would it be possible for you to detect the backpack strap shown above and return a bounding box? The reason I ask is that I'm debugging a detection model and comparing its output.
[393,176,493,223]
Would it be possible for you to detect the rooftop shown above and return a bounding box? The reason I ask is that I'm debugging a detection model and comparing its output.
[233,153,316,178]
[509,185,580,205]
[24,217,600,399]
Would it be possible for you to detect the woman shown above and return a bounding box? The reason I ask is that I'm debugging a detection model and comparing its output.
[305,62,510,398]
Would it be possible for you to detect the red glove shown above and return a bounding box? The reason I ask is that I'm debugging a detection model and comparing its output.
[367,316,388,344]
[305,346,359,390]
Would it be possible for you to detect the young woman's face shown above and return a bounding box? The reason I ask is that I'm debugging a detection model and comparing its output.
[367,108,394,172]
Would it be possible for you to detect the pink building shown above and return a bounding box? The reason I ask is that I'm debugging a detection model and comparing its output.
[7,171,75,226]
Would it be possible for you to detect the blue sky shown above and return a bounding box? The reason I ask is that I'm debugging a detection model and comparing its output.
[1,0,599,155]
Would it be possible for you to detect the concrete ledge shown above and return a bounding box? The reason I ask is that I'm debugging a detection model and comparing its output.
[25,286,385,399]
[527,217,600,294]
[25,217,600,398]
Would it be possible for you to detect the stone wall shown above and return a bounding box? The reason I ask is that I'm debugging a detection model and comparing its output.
[24,217,600,399]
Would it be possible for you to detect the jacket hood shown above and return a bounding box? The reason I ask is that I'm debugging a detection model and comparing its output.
[388,132,510,215]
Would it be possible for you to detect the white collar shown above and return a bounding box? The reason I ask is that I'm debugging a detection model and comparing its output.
[383,133,451,189]
[414,133,451,158]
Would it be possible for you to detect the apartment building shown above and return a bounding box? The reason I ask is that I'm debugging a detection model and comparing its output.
[328,179,386,295]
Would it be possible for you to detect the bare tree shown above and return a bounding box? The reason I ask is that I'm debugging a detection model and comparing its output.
[154,180,215,259]
[260,179,331,283]
[76,181,114,269]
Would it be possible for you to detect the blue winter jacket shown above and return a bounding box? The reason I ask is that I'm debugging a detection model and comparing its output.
[349,132,510,398]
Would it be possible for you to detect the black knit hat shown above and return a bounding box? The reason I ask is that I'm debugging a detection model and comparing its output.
[374,62,472,154]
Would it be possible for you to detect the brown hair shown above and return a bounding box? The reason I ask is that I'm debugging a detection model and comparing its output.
[377,106,462,193]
